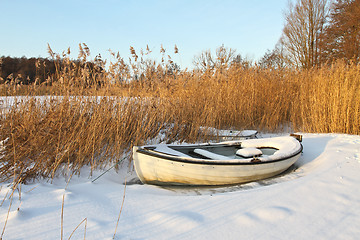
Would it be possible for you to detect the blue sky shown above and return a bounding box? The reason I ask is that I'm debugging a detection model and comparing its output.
[0,0,289,68]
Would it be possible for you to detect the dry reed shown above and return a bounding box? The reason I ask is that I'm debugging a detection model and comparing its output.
[293,61,360,134]
[113,179,126,239]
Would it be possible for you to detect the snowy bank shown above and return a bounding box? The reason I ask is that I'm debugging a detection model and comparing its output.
[1,133,360,239]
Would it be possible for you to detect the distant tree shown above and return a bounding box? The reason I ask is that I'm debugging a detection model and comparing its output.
[319,0,360,64]
[258,44,286,69]
[18,57,37,84]
[193,49,216,71]
[280,0,329,68]
[1,57,15,80]
[232,54,253,69]
[193,45,237,71]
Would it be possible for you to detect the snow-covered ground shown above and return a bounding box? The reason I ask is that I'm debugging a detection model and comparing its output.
[1,133,360,240]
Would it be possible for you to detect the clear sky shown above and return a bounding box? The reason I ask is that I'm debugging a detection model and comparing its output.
[0,0,289,69]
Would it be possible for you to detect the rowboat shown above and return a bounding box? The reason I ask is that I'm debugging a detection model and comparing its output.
[133,135,303,186]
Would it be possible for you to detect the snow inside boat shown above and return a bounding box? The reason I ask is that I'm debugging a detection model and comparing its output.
[133,135,303,186]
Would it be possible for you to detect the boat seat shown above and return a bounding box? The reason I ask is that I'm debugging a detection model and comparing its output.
[193,148,231,160]
[236,147,263,158]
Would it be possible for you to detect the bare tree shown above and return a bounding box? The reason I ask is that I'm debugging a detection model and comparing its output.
[258,43,287,69]
[193,45,236,71]
[280,0,329,68]
[193,49,215,71]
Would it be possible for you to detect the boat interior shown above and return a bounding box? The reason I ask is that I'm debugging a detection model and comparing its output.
[167,145,279,160]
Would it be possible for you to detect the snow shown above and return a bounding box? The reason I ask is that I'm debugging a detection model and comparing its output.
[1,133,360,240]
[240,136,302,161]
[236,147,263,158]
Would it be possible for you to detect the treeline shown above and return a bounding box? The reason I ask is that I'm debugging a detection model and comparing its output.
[0,56,103,86]
[0,57,56,85]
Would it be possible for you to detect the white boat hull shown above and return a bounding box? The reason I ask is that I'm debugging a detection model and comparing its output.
[133,149,300,185]
[133,137,302,185]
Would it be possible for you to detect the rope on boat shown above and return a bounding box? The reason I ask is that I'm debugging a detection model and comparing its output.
[91,156,127,183]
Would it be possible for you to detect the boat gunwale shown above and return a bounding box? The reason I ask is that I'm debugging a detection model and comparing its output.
[135,143,303,166]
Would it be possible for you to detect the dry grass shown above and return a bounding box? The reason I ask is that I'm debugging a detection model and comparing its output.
[0,96,183,182]
[0,45,359,183]
[293,61,360,133]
